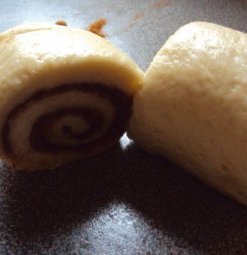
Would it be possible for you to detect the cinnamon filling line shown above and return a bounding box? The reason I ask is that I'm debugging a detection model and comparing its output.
[2,83,132,155]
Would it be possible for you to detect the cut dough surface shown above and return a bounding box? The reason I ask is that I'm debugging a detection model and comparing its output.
[129,22,247,205]
[0,23,143,171]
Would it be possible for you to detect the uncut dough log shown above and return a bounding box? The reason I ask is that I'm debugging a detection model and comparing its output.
[0,23,143,171]
[129,22,247,205]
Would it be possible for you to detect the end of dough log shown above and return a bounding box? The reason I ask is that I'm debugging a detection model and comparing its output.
[129,22,247,205]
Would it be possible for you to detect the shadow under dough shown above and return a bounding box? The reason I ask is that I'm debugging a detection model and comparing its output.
[1,143,247,254]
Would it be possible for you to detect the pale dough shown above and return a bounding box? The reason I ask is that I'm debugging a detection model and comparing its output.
[129,22,247,205]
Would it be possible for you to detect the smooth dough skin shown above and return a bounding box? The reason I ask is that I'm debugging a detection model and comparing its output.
[0,23,143,171]
[129,22,247,205]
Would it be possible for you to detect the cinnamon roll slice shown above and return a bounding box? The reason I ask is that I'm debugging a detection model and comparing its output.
[0,23,143,171]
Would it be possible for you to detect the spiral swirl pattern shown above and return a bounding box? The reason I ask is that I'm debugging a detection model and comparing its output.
[2,83,131,168]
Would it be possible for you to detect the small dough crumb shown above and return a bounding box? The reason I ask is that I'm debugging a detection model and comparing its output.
[55,20,68,26]
[88,18,107,37]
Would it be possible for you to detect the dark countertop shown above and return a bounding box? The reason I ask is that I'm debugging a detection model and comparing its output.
[0,1,247,254]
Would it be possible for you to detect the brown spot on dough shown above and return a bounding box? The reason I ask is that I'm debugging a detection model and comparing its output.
[55,20,68,26]
[88,18,107,37]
